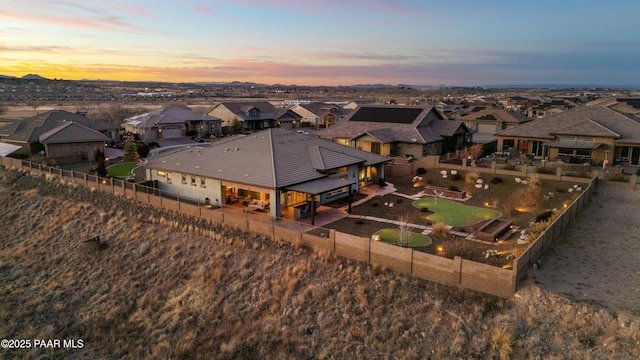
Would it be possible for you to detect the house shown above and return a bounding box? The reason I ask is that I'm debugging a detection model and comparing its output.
[206,101,277,132]
[459,106,531,145]
[38,122,111,161]
[587,97,640,117]
[0,110,115,163]
[496,105,640,166]
[143,128,389,223]
[122,106,222,141]
[315,105,471,158]
[289,102,350,129]
[273,107,303,130]
[527,99,576,118]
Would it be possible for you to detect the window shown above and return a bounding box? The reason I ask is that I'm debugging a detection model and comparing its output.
[371,142,381,154]
[181,174,187,184]
[531,141,544,157]
[157,170,165,177]
[200,178,206,188]
[559,135,576,141]
[167,171,172,183]
[191,176,196,186]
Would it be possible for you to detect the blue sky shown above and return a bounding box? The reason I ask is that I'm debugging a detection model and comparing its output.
[1,0,638,86]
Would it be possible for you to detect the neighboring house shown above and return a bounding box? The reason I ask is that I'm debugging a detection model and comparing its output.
[0,110,115,162]
[144,128,389,222]
[206,101,277,132]
[459,106,531,145]
[496,105,640,166]
[38,122,110,161]
[122,106,221,141]
[273,107,303,130]
[343,100,376,110]
[527,99,576,118]
[315,105,470,158]
[587,97,640,117]
[290,102,349,129]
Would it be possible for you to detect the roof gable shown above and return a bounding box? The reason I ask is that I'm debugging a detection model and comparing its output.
[309,146,365,171]
[39,122,111,143]
[550,119,620,138]
[498,105,640,142]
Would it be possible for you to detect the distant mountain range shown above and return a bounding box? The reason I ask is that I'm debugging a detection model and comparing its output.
[0,74,49,80]
[1,74,638,89]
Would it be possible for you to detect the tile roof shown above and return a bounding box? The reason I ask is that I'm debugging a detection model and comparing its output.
[0,110,117,143]
[215,101,278,120]
[145,127,388,189]
[316,105,466,144]
[39,122,111,143]
[497,105,640,144]
[460,107,530,124]
[124,106,220,128]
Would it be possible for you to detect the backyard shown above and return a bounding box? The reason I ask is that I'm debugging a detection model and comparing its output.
[315,168,587,267]
[106,162,138,178]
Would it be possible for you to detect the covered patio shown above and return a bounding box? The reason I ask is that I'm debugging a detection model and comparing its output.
[283,177,357,225]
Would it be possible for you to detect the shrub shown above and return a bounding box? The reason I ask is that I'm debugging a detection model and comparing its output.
[490,177,503,184]
[608,173,628,182]
[528,176,542,187]
[396,198,403,204]
[502,163,516,171]
[354,219,364,225]
[371,201,379,207]
[420,207,430,213]
[637,168,640,176]
[490,326,514,360]
[465,172,479,184]
[535,211,554,223]
[448,185,459,191]
[556,188,566,193]
[430,222,448,237]
[416,167,427,175]
[451,173,463,181]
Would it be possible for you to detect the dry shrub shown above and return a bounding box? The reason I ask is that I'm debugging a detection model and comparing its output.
[430,222,448,237]
[528,175,542,187]
[490,325,514,360]
[465,172,480,184]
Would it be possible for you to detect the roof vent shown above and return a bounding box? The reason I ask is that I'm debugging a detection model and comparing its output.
[234,147,239,151]
[224,148,229,152]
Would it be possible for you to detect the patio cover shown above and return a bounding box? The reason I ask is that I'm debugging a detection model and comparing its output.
[544,141,603,149]
[284,177,356,195]
[0,142,21,156]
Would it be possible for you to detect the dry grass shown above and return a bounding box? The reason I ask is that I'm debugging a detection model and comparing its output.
[0,170,638,359]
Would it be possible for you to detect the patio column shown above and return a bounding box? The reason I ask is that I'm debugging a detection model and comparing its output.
[348,184,352,213]
[310,196,316,226]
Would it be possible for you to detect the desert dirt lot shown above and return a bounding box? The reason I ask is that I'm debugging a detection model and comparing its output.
[529,183,640,316]
[0,170,639,359]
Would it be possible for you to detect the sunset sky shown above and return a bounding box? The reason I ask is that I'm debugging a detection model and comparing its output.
[1,0,639,86]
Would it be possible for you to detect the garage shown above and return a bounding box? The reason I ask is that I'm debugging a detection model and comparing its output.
[159,126,183,139]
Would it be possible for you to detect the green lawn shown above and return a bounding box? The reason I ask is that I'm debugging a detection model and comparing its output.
[106,163,138,177]
[413,197,501,227]
[374,228,432,247]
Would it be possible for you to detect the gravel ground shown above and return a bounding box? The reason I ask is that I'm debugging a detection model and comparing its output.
[530,184,640,316]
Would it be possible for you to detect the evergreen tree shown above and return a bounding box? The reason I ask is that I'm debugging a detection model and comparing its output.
[230,118,244,135]
[123,142,139,162]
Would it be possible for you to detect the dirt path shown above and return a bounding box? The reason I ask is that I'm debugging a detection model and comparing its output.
[530,184,640,316]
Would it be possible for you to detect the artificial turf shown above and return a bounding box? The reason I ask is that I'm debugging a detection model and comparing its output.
[106,163,138,177]
[412,197,501,227]
[374,228,432,247]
